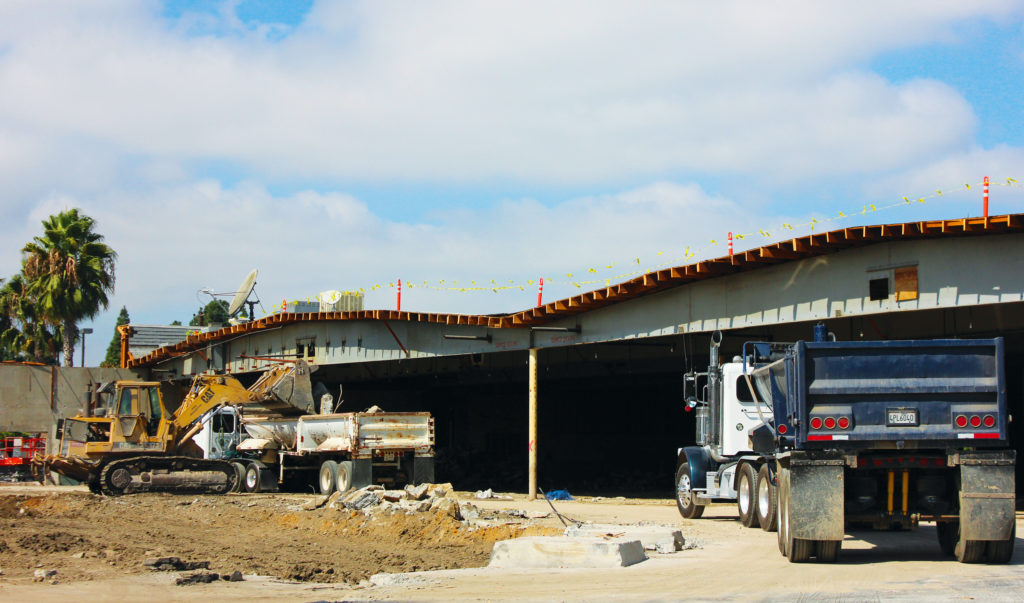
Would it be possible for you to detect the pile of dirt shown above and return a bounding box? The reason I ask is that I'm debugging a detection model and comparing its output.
[0,489,557,586]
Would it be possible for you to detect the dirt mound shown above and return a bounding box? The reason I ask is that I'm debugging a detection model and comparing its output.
[0,490,557,586]
[16,531,91,553]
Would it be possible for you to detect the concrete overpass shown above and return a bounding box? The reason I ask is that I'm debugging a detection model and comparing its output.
[113,213,1024,496]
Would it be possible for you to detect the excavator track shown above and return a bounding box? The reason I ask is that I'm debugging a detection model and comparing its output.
[97,456,238,496]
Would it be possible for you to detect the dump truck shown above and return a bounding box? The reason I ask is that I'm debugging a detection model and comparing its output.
[199,407,435,494]
[676,329,1016,564]
[33,361,315,495]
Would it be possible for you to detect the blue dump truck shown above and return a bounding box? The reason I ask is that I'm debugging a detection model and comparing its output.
[676,330,1016,563]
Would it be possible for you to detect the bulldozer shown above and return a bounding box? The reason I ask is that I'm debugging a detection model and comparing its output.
[33,360,315,496]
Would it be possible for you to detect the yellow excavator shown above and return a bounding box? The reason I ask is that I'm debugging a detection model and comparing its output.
[33,361,314,495]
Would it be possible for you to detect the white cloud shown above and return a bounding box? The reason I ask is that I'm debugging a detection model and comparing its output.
[0,1,1018,189]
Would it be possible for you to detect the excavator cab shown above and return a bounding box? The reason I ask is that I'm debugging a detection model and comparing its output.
[110,382,166,443]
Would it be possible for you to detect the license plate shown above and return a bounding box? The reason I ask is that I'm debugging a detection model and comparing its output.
[887,409,918,426]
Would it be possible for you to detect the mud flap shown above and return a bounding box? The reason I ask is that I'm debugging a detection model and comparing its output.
[959,451,1016,541]
[352,458,373,489]
[783,452,845,541]
[412,456,434,485]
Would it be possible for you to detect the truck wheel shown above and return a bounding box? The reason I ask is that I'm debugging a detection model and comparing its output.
[737,463,760,528]
[335,460,353,493]
[789,538,814,563]
[777,467,789,556]
[756,464,778,532]
[230,461,246,493]
[244,463,262,493]
[318,460,338,495]
[675,462,704,519]
[936,521,957,557]
[955,534,986,563]
[985,525,1015,564]
[816,540,841,562]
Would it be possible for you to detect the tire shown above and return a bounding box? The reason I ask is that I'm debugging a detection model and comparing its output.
[789,538,814,563]
[318,460,338,495]
[335,460,353,493]
[244,463,262,493]
[936,522,957,557]
[675,462,705,519]
[777,466,789,557]
[756,463,778,532]
[229,462,246,493]
[955,536,986,563]
[816,540,841,563]
[737,463,759,528]
[985,524,1015,564]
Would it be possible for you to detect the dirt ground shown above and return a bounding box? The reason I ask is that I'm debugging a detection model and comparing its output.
[0,484,1022,602]
[0,484,557,587]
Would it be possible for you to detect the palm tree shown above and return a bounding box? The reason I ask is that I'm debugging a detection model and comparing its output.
[0,273,60,362]
[21,209,116,367]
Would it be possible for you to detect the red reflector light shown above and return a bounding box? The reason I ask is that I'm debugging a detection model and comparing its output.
[955,415,968,428]
[824,417,836,429]
[974,433,1000,439]
[983,415,995,428]
[837,417,850,429]
[969,415,982,428]
[810,417,822,430]
[808,435,831,441]
[777,424,788,435]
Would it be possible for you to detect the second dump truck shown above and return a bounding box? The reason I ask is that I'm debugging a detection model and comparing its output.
[677,330,1016,563]
[196,407,435,494]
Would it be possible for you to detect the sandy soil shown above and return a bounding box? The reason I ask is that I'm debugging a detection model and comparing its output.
[0,484,1021,602]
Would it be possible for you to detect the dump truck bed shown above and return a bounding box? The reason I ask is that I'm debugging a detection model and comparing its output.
[754,338,1006,448]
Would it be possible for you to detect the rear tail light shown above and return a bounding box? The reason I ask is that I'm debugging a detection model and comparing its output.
[969,415,982,428]
[983,415,995,428]
[824,417,836,429]
[837,417,850,429]
[955,415,968,428]
[810,417,823,430]
[777,424,788,435]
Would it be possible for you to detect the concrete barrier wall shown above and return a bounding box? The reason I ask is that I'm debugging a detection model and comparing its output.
[0,365,143,434]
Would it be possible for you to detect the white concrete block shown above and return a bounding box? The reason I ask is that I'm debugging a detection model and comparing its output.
[564,524,684,551]
[488,537,646,569]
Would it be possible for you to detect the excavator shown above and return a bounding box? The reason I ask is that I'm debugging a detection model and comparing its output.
[32,361,315,496]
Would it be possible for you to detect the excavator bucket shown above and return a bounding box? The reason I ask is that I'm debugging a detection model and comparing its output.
[247,359,316,415]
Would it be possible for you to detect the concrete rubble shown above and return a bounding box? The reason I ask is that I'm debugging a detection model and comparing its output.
[489,536,647,569]
[564,524,685,552]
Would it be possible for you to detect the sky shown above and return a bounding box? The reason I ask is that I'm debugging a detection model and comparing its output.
[1,0,1024,365]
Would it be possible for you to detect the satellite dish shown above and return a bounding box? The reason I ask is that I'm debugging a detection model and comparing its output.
[228,269,258,320]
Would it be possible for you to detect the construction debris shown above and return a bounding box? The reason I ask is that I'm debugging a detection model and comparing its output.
[143,557,210,571]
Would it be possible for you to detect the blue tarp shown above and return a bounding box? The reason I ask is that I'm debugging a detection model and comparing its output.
[545,489,574,501]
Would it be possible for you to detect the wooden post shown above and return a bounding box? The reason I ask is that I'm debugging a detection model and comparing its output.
[528,347,538,500]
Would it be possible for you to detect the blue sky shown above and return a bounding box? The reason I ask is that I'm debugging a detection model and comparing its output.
[1,1,1023,364]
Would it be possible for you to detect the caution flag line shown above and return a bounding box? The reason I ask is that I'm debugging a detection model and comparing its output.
[344,178,1023,295]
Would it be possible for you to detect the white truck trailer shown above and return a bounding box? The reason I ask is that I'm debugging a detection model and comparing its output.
[195,407,435,494]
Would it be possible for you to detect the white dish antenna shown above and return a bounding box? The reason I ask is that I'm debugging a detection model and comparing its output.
[228,269,259,320]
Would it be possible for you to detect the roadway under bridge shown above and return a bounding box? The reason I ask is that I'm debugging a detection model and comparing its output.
[103,213,1024,495]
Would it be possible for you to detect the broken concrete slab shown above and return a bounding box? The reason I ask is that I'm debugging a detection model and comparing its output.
[564,524,684,551]
[381,490,405,502]
[489,537,646,569]
[431,496,461,520]
[404,483,429,500]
